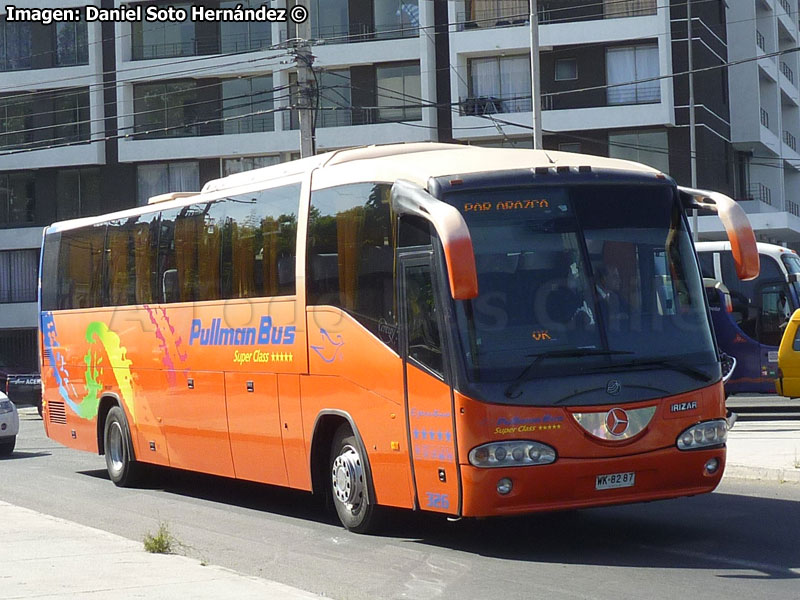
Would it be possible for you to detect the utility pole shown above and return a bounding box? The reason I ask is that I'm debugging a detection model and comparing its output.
[529,0,542,149]
[292,0,315,157]
[688,0,699,240]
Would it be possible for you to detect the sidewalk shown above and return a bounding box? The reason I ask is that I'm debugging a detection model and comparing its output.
[0,501,323,600]
[725,418,800,484]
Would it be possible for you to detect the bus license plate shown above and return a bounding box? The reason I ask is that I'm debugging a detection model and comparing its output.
[596,472,635,490]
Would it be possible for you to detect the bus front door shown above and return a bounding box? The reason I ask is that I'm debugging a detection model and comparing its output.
[399,253,460,516]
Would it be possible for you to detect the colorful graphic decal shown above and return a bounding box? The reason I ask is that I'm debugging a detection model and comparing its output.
[146,305,188,385]
[311,328,344,363]
[41,312,136,421]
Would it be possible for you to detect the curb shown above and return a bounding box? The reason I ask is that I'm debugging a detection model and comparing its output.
[724,464,800,484]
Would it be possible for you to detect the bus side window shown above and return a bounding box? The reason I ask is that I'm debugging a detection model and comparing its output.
[221,183,299,300]
[157,209,179,303]
[57,224,107,309]
[404,263,443,376]
[308,183,395,344]
[758,283,791,347]
[697,251,715,279]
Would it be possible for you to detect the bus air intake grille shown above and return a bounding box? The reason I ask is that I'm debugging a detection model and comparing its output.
[48,402,67,425]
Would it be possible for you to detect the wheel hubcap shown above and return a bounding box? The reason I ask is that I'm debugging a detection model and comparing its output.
[108,422,124,473]
[331,445,363,510]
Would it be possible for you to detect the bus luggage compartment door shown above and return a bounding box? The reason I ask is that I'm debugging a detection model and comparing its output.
[399,253,460,515]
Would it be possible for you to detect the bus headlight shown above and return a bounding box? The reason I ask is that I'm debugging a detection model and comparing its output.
[676,420,727,450]
[468,441,556,468]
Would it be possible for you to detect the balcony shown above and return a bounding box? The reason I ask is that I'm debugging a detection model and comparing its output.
[457,0,655,30]
[788,199,800,217]
[781,61,795,85]
[282,105,423,130]
[747,183,772,205]
[784,130,798,152]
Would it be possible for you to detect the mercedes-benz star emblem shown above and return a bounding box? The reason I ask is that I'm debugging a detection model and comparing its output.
[605,408,629,436]
[606,379,621,395]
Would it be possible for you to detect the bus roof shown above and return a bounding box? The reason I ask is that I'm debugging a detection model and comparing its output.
[201,142,663,193]
[46,143,665,235]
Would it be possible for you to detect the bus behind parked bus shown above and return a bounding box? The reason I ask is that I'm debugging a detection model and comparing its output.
[39,144,758,532]
[696,242,799,395]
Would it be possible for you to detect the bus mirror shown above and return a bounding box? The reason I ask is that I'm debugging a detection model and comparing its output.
[391,180,479,300]
[679,186,760,281]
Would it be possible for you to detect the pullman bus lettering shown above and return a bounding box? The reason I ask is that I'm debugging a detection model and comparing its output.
[189,316,296,347]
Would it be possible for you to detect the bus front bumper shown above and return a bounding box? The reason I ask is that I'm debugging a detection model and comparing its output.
[459,446,725,518]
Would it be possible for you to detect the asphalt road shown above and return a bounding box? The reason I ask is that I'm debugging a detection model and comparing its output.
[2,408,799,600]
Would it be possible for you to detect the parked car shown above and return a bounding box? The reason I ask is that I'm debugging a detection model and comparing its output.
[0,391,19,456]
[0,355,41,416]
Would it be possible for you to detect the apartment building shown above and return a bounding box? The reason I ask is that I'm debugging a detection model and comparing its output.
[715,0,800,245]
[0,0,795,368]
[448,0,733,193]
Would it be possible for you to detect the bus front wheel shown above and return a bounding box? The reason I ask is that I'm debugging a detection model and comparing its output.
[104,406,142,487]
[329,424,378,533]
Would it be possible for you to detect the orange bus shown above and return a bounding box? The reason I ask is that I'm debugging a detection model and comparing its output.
[39,143,758,532]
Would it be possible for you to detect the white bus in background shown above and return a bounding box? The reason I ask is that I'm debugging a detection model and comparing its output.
[696,241,800,394]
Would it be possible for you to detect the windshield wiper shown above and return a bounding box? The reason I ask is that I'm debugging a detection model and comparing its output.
[504,349,633,399]
[587,358,712,382]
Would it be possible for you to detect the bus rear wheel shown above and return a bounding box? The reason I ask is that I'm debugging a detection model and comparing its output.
[329,424,379,533]
[104,406,142,487]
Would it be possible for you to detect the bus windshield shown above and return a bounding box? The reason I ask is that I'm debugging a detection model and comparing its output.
[446,184,717,387]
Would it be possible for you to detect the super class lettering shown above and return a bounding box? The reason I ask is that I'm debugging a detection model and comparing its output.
[190,316,295,347]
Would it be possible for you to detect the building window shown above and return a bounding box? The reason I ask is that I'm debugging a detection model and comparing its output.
[555,58,577,81]
[134,81,201,138]
[0,19,31,71]
[53,89,90,144]
[608,130,669,174]
[559,142,581,153]
[220,0,271,52]
[55,21,89,66]
[0,249,38,303]
[374,0,419,38]
[222,76,274,134]
[311,0,349,40]
[222,155,280,176]
[0,172,35,224]
[56,168,101,220]
[0,96,33,149]
[606,45,659,105]
[318,69,352,127]
[377,62,422,122]
[604,0,656,18]
[465,0,529,29]
[136,162,199,206]
[131,4,194,60]
[468,55,531,114]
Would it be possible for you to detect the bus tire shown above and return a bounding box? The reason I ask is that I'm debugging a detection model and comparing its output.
[104,406,142,487]
[329,424,379,533]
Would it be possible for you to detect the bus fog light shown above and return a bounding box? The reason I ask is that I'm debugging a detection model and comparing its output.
[469,441,557,468]
[705,458,720,475]
[497,478,513,495]
[677,420,728,450]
